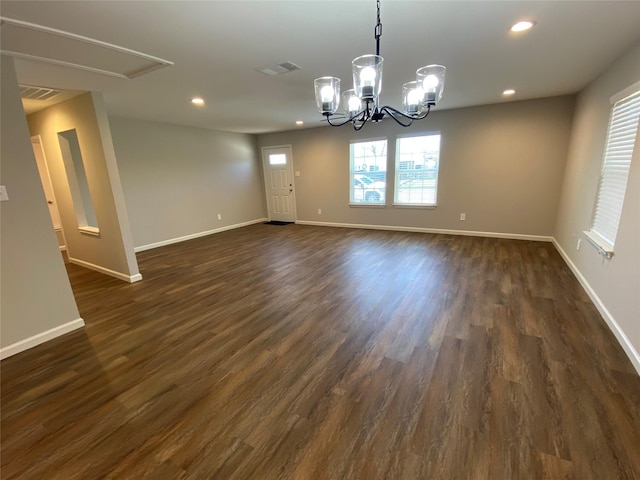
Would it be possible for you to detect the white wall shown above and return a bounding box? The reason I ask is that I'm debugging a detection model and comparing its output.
[109,117,266,250]
[258,96,575,239]
[27,93,141,283]
[1,55,83,358]
[554,42,640,372]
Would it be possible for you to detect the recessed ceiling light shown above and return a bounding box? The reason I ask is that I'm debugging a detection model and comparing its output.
[503,89,516,96]
[296,120,304,126]
[510,20,535,32]
[191,97,205,105]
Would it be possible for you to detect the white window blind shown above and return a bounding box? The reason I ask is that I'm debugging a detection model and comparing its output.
[587,85,640,256]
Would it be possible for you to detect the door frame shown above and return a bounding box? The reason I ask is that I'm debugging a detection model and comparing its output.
[261,145,297,222]
[31,135,67,250]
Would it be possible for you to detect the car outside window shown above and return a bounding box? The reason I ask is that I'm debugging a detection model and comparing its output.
[350,139,387,204]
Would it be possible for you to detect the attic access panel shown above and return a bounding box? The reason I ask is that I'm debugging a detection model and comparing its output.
[0,16,173,79]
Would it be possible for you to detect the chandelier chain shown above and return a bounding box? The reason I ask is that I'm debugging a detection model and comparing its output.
[375,0,382,56]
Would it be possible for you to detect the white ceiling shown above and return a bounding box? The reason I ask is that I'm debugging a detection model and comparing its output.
[2,1,639,134]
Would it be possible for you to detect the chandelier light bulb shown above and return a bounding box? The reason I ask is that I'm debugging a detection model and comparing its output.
[348,95,362,112]
[423,75,439,89]
[314,76,340,114]
[343,89,362,117]
[360,67,377,85]
[403,81,424,115]
[360,66,377,99]
[352,54,383,100]
[407,88,422,106]
[320,85,335,102]
[416,65,446,104]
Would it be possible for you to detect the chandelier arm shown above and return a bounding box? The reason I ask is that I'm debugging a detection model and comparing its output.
[351,100,374,127]
[325,104,373,127]
[414,104,433,120]
[325,114,357,127]
[354,116,370,131]
[355,105,373,121]
[379,106,414,127]
[381,104,433,122]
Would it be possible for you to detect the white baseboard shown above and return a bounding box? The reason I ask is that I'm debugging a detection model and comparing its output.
[552,238,640,375]
[296,220,553,242]
[0,318,85,360]
[134,218,269,253]
[129,273,143,282]
[67,257,142,283]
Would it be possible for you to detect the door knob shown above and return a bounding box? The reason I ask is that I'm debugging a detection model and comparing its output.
[47,201,53,204]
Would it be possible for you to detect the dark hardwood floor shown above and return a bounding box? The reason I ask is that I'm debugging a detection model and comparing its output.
[2,224,639,479]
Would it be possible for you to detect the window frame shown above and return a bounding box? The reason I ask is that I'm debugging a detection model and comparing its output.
[349,137,388,206]
[584,81,640,258]
[393,132,441,207]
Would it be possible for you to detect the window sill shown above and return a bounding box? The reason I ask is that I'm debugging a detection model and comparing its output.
[583,230,614,259]
[349,203,386,208]
[79,226,100,237]
[392,203,437,209]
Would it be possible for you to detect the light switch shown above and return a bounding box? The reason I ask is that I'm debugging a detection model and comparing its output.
[295,171,300,177]
[0,186,8,201]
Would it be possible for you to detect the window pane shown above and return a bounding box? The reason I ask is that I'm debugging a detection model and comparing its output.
[269,154,286,165]
[394,134,441,205]
[350,140,387,204]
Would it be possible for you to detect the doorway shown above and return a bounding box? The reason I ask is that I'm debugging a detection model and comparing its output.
[31,135,66,250]
[262,145,296,223]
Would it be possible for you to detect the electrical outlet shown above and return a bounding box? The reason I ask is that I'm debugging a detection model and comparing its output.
[577,238,582,251]
[217,213,222,220]
[318,208,322,215]
[460,213,466,221]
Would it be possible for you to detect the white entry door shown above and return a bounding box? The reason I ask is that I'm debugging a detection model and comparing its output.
[262,146,296,222]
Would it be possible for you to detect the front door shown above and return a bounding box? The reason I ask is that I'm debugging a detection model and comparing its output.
[262,146,296,222]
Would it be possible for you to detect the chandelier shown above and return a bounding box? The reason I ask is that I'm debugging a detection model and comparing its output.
[314,0,446,130]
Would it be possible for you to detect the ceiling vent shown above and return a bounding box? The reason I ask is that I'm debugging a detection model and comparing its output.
[257,61,302,76]
[19,84,62,101]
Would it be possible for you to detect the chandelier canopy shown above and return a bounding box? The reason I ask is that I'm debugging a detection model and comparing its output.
[314,0,446,130]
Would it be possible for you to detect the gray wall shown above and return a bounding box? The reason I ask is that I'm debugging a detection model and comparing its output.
[554,42,640,368]
[257,95,575,238]
[109,117,266,249]
[28,93,140,282]
[1,55,82,354]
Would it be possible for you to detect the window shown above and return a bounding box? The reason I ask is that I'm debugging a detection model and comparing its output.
[394,134,441,206]
[586,83,640,257]
[350,139,387,204]
[269,153,286,165]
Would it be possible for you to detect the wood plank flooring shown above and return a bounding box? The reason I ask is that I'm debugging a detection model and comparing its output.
[2,224,639,479]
